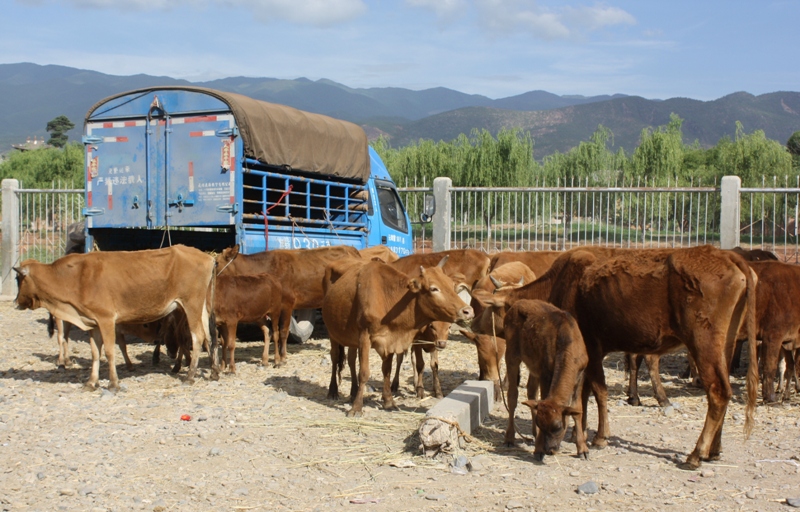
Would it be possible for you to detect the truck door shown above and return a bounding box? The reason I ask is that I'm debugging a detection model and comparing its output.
[373,179,413,256]
[83,119,149,228]
[165,113,237,227]
[85,111,237,229]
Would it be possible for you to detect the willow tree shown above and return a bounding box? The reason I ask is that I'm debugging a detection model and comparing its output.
[630,113,684,182]
[713,122,793,186]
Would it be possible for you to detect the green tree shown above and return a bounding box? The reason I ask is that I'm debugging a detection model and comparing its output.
[788,131,800,157]
[630,113,684,181]
[713,121,792,186]
[46,115,75,148]
[0,142,84,187]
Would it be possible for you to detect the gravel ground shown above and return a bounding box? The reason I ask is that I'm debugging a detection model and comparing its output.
[1,300,799,512]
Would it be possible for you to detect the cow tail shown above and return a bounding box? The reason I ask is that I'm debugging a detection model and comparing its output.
[741,261,757,439]
[48,314,55,338]
[208,261,219,377]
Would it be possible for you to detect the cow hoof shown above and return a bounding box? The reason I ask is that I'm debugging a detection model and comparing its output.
[327,392,340,401]
[532,453,545,462]
[82,382,97,392]
[704,453,721,462]
[183,377,195,386]
[591,438,608,449]
[577,452,589,461]
[502,440,517,448]
[434,392,444,399]
[384,402,399,411]
[626,397,641,407]
[657,399,672,408]
[678,459,701,471]
[346,409,363,418]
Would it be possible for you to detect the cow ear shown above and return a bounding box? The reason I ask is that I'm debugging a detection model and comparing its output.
[230,245,240,258]
[13,267,28,277]
[437,255,449,268]
[471,289,505,309]
[407,277,422,293]
[418,265,426,277]
[521,399,539,412]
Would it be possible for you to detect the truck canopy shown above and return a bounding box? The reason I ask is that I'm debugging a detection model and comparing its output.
[85,86,370,183]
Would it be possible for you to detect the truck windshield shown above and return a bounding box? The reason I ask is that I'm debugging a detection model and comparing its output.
[376,182,408,234]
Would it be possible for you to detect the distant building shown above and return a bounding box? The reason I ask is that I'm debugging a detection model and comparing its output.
[12,136,52,151]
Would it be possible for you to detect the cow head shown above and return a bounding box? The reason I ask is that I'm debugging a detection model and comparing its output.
[408,266,474,324]
[418,321,451,350]
[522,399,581,460]
[215,245,240,275]
[13,262,39,310]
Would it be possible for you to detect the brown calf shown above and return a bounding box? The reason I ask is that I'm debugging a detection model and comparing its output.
[214,273,293,372]
[502,299,589,461]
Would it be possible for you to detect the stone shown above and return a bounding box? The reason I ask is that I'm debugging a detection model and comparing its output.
[700,469,715,478]
[786,498,800,508]
[506,500,525,509]
[426,494,447,501]
[577,481,599,494]
[663,406,674,416]
[745,491,757,499]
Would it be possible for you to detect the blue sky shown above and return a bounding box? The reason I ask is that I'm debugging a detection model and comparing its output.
[2,0,798,101]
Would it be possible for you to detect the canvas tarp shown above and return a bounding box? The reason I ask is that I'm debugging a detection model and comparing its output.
[85,86,370,183]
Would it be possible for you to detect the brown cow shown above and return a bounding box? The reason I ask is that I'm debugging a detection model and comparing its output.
[387,321,451,399]
[470,261,537,336]
[360,245,400,263]
[322,260,474,416]
[459,329,506,401]
[391,249,490,290]
[214,273,294,373]
[500,299,589,460]
[216,244,360,311]
[473,245,757,469]
[14,245,218,390]
[489,250,562,276]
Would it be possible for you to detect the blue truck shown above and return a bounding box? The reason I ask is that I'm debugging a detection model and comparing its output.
[82,86,413,339]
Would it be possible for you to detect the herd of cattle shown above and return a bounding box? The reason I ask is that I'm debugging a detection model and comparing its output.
[11,242,800,470]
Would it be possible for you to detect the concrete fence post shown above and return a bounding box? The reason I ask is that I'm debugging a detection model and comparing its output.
[720,175,741,250]
[432,177,451,252]
[2,179,20,297]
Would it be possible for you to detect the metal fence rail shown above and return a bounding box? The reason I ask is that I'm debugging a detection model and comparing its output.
[399,175,800,262]
[15,186,84,263]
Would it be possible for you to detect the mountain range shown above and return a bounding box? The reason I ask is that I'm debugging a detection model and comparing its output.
[1,62,799,159]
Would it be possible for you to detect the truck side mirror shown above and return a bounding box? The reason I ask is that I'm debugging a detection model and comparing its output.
[420,193,435,223]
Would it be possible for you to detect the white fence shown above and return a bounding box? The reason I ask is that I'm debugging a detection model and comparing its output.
[3,175,800,296]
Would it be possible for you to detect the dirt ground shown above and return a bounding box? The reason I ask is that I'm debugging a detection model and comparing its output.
[0,300,799,512]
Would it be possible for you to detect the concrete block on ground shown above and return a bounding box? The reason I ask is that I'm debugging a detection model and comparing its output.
[418,380,494,456]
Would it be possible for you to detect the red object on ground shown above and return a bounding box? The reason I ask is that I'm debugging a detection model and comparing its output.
[180,415,191,421]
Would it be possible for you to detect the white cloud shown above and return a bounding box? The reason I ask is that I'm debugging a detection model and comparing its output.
[17,0,368,26]
[405,0,466,21]
[563,4,636,31]
[475,0,635,40]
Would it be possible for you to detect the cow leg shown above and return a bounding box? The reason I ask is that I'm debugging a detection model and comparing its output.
[381,354,398,411]
[587,354,609,448]
[347,331,371,417]
[53,319,71,370]
[97,322,120,391]
[730,338,745,376]
[625,353,642,406]
[413,347,426,398]
[348,347,359,400]
[760,336,781,404]
[327,340,342,400]
[84,329,102,390]
[684,353,731,469]
[776,350,787,397]
[645,354,671,407]
[503,356,521,446]
[794,349,800,394]
[260,318,273,367]
[217,324,229,372]
[429,348,443,399]
[279,309,296,364]
[152,342,162,366]
[391,351,404,394]
[223,321,238,374]
[116,332,134,372]
[526,373,540,441]
[184,319,206,385]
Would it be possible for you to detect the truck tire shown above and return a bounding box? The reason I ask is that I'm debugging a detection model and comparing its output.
[288,309,317,344]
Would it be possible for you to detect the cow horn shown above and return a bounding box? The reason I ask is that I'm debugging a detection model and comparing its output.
[13,267,28,277]
[436,255,449,268]
[490,275,504,289]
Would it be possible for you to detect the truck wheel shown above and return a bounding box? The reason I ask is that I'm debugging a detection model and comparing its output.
[289,309,316,344]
